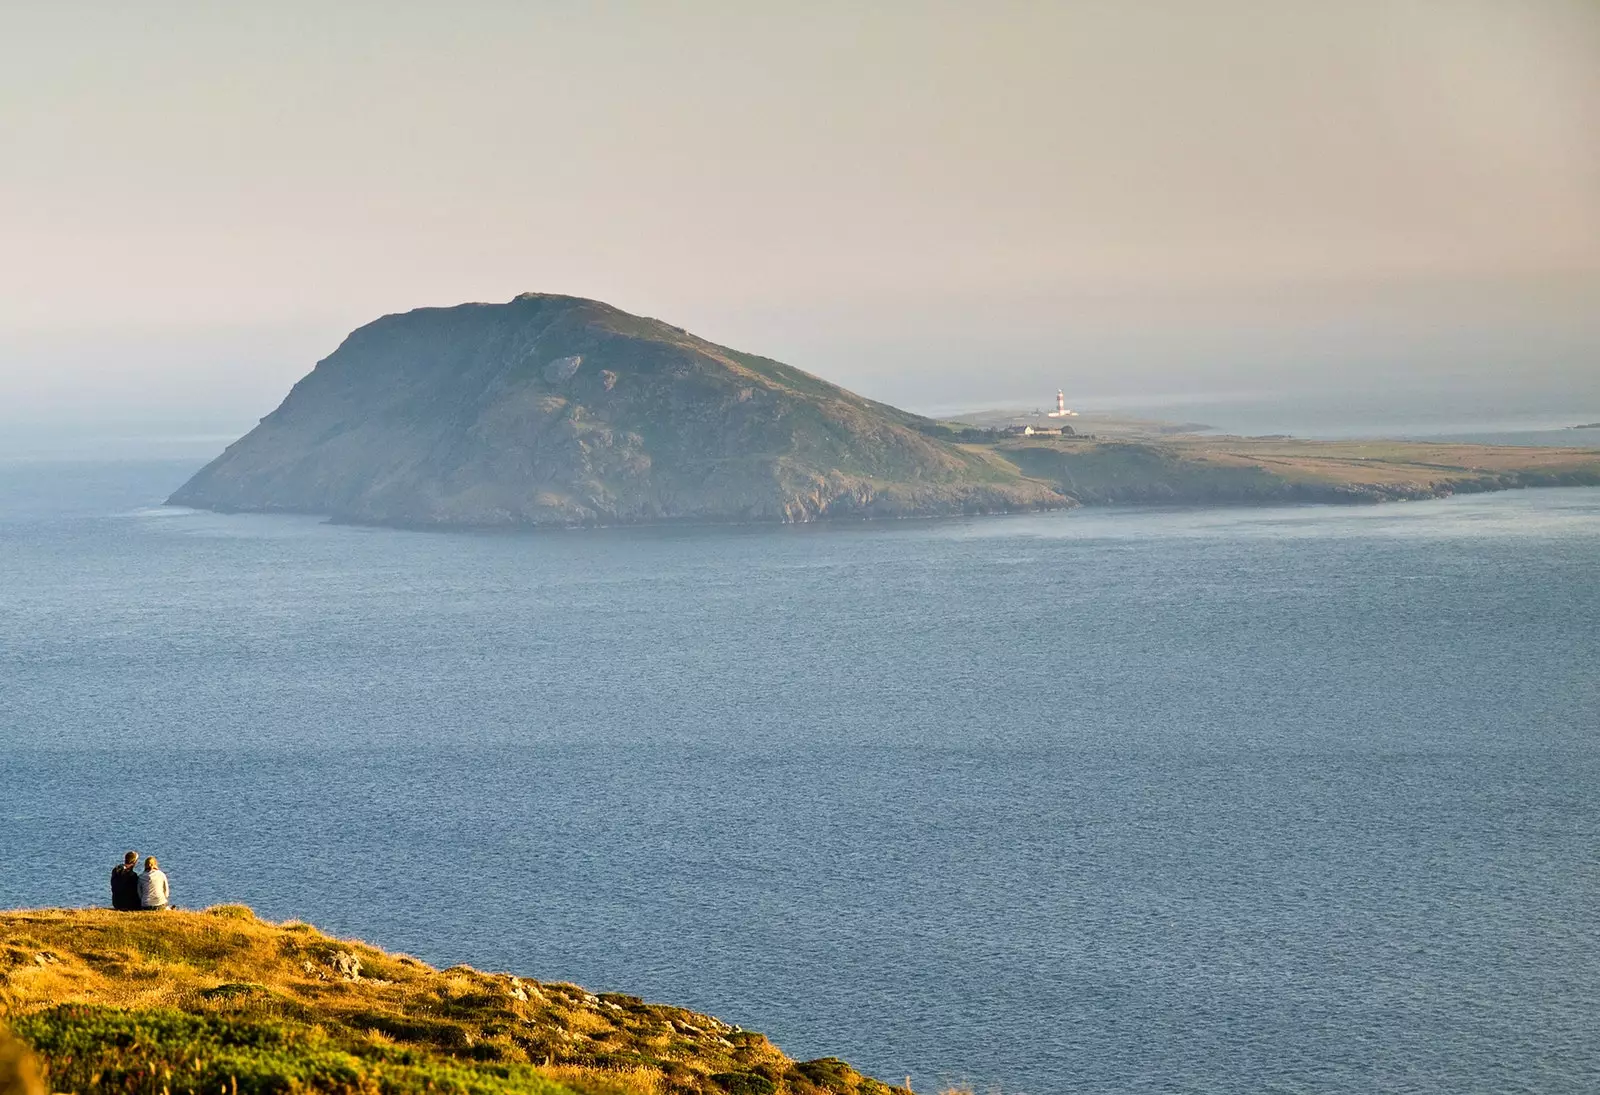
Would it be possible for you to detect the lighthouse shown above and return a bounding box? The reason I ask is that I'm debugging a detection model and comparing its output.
[1047,390,1076,418]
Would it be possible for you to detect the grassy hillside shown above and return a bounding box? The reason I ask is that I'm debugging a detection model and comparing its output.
[0,908,905,1095]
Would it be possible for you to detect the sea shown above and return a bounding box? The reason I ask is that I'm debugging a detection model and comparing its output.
[3,458,1598,1095]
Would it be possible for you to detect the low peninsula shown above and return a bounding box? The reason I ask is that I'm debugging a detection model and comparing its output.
[0,907,902,1095]
[988,433,1600,505]
[168,294,1600,526]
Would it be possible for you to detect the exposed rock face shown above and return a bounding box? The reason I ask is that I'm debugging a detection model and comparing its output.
[333,950,362,981]
[542,354,583,383]
[170,293,1066,526]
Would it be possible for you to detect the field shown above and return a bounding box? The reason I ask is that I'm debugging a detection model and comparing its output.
[988,435,1600,504]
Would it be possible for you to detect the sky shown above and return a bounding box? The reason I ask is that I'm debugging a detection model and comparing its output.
[3,0,1598,450]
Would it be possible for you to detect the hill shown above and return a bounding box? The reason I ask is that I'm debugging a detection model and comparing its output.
[168,294,1065,526]
[0,907,904,1095]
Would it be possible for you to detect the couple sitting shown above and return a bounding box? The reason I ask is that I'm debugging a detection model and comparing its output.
[110,852,170,911]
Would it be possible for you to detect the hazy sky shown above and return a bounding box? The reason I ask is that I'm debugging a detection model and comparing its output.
[4,0,1598,442]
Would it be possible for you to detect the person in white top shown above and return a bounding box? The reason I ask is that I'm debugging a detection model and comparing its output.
[138,856,170,910]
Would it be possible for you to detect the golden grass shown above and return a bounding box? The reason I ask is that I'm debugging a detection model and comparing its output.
[0,907,904,1095]
[0,1030,44,1095]
[540,1063,666,1095]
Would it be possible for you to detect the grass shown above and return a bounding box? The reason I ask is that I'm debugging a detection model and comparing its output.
[0,908,903,1095]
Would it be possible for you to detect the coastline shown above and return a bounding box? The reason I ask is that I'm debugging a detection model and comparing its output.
[165,437,1600,531]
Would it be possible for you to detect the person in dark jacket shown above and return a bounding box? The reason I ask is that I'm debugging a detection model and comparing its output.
[110,851,141,910]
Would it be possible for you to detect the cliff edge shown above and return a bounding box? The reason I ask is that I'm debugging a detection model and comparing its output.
[0,907,905,1095]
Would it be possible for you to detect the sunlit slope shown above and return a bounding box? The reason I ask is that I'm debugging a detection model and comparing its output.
[169,294,1065,526]
[0,907,903,1095]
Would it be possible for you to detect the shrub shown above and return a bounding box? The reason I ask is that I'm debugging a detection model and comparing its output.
[713,1072,778,1095]
[12,1006,573,1095]
[198,982,271,1001]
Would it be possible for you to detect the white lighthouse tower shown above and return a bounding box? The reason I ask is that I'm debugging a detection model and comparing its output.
[1047,390,1076,418]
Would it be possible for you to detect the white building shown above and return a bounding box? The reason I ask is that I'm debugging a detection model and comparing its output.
[1046,390,1077,418]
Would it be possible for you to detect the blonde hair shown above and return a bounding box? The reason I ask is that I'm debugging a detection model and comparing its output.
[144,857,158,870]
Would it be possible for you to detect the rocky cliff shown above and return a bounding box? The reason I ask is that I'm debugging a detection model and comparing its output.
[169,294,1065,526]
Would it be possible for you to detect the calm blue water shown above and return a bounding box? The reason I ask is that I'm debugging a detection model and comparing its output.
[3,460,1598,1095]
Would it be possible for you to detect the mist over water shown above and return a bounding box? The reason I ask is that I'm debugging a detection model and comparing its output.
[8,373,1600,463]
[1134,392,1600,442]
[919,381,1600,442]
[4,461,1597,1094]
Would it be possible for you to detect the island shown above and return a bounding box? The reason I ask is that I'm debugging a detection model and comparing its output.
[168,293,1061,526]
[168,294,1600,526]
[0,906,902,1095]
